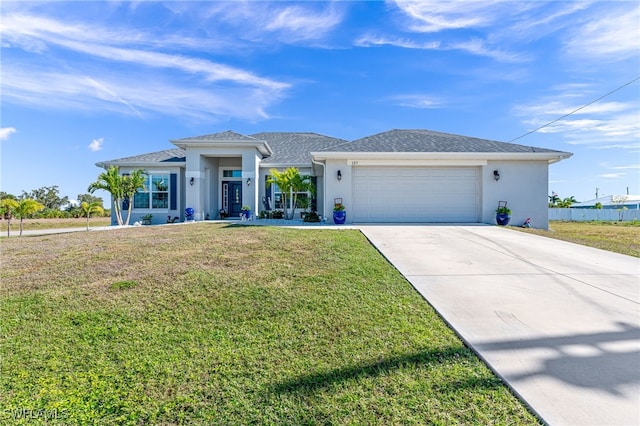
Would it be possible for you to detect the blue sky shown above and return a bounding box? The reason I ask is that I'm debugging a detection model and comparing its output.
[1,1,639,205]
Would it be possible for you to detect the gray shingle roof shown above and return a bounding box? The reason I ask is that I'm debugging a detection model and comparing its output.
[172,130,259,144]
[97,148,186,166]
[324,129,563,153]
[250,132,348,164]
[97,128,567,168]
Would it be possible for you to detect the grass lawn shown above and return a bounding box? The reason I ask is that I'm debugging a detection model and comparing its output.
[0,224,538,425]
[513,220,640,257]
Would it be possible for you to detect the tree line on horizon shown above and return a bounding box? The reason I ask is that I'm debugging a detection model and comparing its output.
[0,186,109,219]
[0,186,109,236]
[548,193,578,208]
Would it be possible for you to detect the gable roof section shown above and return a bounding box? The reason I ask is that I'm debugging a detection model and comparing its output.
[326,129,562,153]
[312,129,572,163]
[172,130,259,144]
[96,148,186,168]
[171,130,272,157]
[95,128,572,169]
[251,132,348,165]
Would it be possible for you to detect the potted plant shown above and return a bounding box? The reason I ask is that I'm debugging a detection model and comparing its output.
[495,201,511,226]
[333,202,346,225]
[241,205,251,220]
[141,213,153,225]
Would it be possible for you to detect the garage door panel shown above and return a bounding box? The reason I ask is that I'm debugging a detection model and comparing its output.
[352,167,479,222]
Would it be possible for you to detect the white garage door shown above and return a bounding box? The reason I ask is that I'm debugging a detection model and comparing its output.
[352,167,479,222]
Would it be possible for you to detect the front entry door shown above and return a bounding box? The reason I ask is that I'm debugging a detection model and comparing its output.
[225,181,243,218]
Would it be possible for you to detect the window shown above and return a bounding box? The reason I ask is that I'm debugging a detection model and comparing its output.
[270,182,309,210]
[134,174,169,209]
[223,170,242,178]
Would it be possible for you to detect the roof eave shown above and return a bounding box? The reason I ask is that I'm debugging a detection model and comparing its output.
[170,140,273,157]
[260,162,312,169]
[95,161,186,169]
[311,151,573,163]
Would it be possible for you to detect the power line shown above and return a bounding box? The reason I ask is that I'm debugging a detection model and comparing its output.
[509,75,640,143]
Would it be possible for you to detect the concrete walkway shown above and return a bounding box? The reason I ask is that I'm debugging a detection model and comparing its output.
[360,225,640,426]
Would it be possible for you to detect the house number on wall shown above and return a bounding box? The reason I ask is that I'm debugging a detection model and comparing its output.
[235,188,240,203]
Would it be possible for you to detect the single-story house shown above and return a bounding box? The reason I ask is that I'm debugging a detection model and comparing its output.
[572,195,640,209]
[96,129,572,229]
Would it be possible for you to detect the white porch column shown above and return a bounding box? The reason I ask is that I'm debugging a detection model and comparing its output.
[242,151,260,215]
[185,151,205,221]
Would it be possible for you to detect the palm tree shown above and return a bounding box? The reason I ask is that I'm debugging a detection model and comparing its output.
[548,193,560,207]
[0,198,19,237]
[288,168,315,219]
[88,166,146,225]
[559,196,577,208]
[267,168,292,219]
[120,169,147,225]
[14,199,45,236]
[267,167,314,220]
[80,201,104,231]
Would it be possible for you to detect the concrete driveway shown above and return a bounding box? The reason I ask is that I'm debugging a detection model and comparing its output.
[359,225,640,426]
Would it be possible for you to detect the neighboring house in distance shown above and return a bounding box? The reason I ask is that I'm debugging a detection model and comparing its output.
[572,195,640,209]
[96,129,572,229]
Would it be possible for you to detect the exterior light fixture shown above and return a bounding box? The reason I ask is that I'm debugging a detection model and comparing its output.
[493,170,500,181]
[337,170,342,181]
[247,177,251,186]
[190,177,194,185]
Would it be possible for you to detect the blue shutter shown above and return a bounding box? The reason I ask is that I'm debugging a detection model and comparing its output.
[170,173,177,210]
[122,173,130,211]
[311,176,318,212]
[264,176,272,210]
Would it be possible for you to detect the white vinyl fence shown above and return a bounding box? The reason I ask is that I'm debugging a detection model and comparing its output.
[549,208,640,222]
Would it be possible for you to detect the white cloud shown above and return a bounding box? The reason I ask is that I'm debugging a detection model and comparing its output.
[1,14,288,91]
[565,4,640,60]
[355,34,440,50]
[598,173,626,179]
[448,38,529,63]
[1,13,235,54]
[89,137,104,152]
[355,34,525,63]
[196,1,345,44]
[513,84,640,150]
[612,164,640,170]
[0,127,17,141]
[382,1,634,65]
[391,94,442,109]
[392,0,508,33]
[1,61,280,121]
[0,10,291,121]
[265,4,344,41]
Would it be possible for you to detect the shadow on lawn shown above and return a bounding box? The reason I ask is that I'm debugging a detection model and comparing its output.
[271,346,503,395]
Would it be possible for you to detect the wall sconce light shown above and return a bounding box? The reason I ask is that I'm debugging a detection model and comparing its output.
[247,177,251,186]
[337,170,342,181]
[189,177,194,186]
[493,170,500,181]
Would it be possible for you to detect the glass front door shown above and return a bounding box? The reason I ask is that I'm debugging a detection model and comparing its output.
[224,181,243,218]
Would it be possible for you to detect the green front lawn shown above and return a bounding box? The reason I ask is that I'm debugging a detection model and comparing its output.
[1,224,538,425]
[514,220,640,257]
